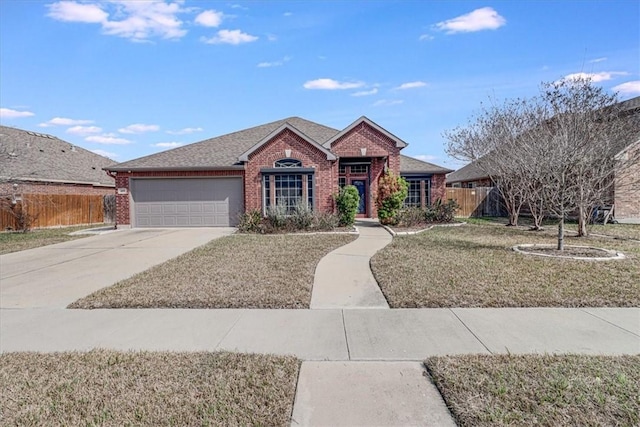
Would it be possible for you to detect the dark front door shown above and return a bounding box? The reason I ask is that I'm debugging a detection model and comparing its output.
[350,179,367,215]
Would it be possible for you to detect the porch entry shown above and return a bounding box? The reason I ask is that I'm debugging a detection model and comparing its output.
[339,160,372,217]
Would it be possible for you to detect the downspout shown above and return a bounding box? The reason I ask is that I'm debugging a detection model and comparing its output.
[105,170,118,229]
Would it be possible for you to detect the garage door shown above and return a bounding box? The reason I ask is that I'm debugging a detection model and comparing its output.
[132,178,243,227]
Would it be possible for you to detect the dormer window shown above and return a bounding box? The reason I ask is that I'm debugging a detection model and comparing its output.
[274,158,302,168]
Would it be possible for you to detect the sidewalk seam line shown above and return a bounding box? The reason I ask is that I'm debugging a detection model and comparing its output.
[449,308,493,354]
[213,312,244,349]
[341,310,351,360]
[578,308,640,337]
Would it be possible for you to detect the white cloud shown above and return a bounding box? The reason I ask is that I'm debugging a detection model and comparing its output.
[396,81,427,90]
[266,33,278,42]
[119,123,160,134]
[283,12,293,17]
[47,1,187,42]
[47,1,108,23]
[351,88,378,97]
[303,78,365,90]
[90,149,118,159]
[201,29,258,45]
[612,81,640,95]
[0,108,35,119]
[419,34,434,41]
[39,117,93,127]
[434,7,506,34]
[195,10,223,27]
[166,127,203,135]
[66,125,102,135]
[414,154,438,162]
[257,56,291,68]
[152,142,183,148]
[561,71,628,83]
[85,135,132,145]
[373,99,404,107]
[589,57,607,63]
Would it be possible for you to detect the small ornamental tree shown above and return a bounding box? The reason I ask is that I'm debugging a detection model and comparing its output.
[334,185,360,226]
[376,172,408,225]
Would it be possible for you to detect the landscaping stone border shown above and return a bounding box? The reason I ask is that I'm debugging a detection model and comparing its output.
[382,222,466,237]
[512,244,626,261]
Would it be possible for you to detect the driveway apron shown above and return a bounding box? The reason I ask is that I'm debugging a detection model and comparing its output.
[310,220,391,309]
[0,228,234,309]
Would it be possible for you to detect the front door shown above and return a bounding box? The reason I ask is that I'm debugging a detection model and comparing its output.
[350,179,367,216]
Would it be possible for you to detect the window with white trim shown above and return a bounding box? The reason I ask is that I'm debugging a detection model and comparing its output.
[263,159,313,214]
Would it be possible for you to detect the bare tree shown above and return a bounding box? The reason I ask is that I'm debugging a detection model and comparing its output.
[445,78,639,250]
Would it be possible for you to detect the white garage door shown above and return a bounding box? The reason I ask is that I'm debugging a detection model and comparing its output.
[132,178,243,227]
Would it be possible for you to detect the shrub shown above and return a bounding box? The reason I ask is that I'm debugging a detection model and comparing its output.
[428,199,459,223]
[334,185,360,226]
[396,207,426,227]
[291,200,314,230]
[313,212,341,231]
[265,203,288,229]
[237,210,263,233]
[376,172,408,225]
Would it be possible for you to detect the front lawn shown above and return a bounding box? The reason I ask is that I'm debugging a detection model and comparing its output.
[0,225,95,255]
[70,233,356,309]
[426,354,639,427]
[0,350,299,426]
[371,224,640,307]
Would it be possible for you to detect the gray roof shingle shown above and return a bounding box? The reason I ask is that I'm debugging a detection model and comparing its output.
[445,161,490,183]
[0,125,115,186]
[108,117,340,171]
[400,155,452,174]
[107,116,449,175]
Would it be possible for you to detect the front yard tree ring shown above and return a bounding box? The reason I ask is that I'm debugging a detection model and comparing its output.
[512,244,625,261]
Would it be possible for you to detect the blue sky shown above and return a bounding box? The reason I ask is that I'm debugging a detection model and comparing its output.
[1,1,638,167]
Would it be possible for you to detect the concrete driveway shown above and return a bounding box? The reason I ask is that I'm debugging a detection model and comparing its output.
[0,228,234,309]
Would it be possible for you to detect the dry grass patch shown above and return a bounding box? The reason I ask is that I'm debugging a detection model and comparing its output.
[371,224,640,307]
[0,350,299,426]
[426,354,640,427]
[70,233,355,309]
[0,226,94,255]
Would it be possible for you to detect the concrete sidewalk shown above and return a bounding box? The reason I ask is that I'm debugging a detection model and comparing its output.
[310,220,391,309]
[2,307,637,356]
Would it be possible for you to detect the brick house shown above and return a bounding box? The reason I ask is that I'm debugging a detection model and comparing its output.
[106,116,452,227]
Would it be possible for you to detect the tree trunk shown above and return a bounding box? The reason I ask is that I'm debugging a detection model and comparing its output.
[557,218,565,251]
[577,206,588,237]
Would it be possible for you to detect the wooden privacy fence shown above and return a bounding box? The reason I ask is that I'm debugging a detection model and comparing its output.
[446,187,505,217]
[1,194,112,229]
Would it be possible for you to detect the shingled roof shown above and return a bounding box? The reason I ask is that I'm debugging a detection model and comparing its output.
[445,161,490,184]
[400,155,452,174]
[108,117,340,172]
[107,116,447,174]
[0,125,115,186]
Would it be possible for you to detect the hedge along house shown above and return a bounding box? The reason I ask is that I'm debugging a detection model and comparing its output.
[106,117,452,227]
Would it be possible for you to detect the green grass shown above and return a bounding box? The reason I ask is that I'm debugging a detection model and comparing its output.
[0,350,299,426]
[70,233,356,309]
[0,225,98,255]
[426,354,640,427]
[371,223,640,307]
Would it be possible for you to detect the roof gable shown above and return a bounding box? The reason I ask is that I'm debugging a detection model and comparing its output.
[238,122,336,162]
[323,116,408,149]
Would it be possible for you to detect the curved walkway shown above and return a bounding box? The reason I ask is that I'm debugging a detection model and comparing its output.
[310,220,391,309]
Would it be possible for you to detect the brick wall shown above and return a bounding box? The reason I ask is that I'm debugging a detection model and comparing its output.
[113,170,244,225]
[330,122,402,217]
[615,141,640,221]
[245,129,336,213]
[430,174,447,204]
[0,181,114,197]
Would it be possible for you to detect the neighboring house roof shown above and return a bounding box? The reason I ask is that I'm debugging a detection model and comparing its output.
[400,155,453,174]
[107,116,447,174]
[446,160,490,184]
[0,125,115,187]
